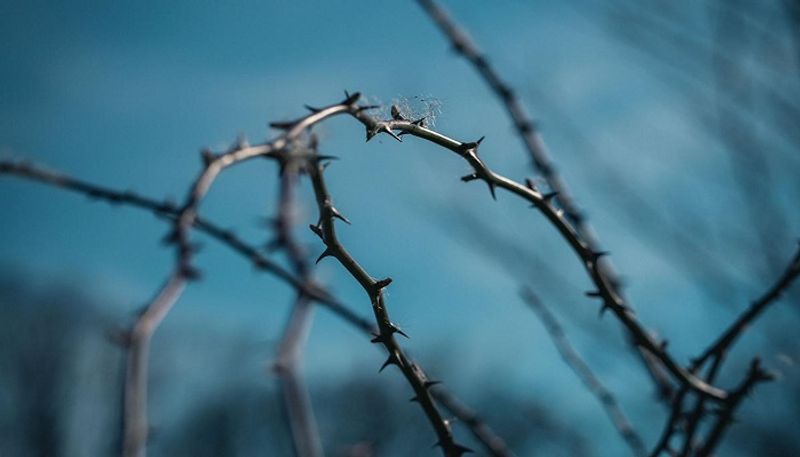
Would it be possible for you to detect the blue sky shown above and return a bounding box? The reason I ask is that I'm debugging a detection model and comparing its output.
[2,1,799,455]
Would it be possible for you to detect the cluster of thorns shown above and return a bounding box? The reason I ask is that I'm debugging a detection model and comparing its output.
[2,1,798,456]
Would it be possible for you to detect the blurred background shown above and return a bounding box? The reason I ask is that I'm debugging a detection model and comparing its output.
[1,0,799,455]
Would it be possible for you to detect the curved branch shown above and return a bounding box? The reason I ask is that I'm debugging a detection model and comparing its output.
[348,112,726,402]
[415,0,673,400]
[305,156,472,456]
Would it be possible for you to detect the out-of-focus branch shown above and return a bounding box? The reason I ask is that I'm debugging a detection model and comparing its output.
[429,388,517,457]
[694,359,774,457]
[521,288,646,457]
[270,148,323,457]
[1,159,511,454]
[693,245,800,370]
[122,272,186,457]
[306,155,472,457]
[415,0,673,400]
[650,244,800,456]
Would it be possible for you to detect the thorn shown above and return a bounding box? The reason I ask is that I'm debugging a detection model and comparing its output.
[487,181,497,200]
[330,206,351,224]
[357,104,380,112]
[585,290,602,298]
[379,354,399,372]
[315,248,334,264]
[543,191,559,202]
[181,265,202,281]
[525,178,537,191]
[370,333,385,344]
[424,380,442,389]
[269,120,295,130]
[476,135,485,145]
[411,116,426,126]
[391,105,405,120]
[310,154,339,164]
[409,396,420,403]
[375,277,393,290]
[200,148,216,166]
[304,104,321,113]
[308,224,323,239]
[598,303,611,317]
[591,251,610,262]
[343,91,361,105]
[367,124,402,143]
[461,173,479,182]
[388,322,409,338]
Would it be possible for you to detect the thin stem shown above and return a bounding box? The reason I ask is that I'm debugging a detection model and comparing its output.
[694,359,773,457]
[306,157,471,457]
[348,112,726,402]
[2,149,510,455]
[415,0,673,401]
[692,245,800,368]
[122,272,186,457]
[429,388,517,457]
[270,155,323,457]
[521,288,646,457]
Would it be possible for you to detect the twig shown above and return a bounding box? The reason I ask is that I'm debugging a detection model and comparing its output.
[305,155,472,457]
[270,150,323,457]
[521,288,646,457]
[122,272,186,457]
[429,388,517,457]
[692,245,800,368]
[347,107,727,402]
[0,159,366,330]
[675,245,800,456]
[1,158,510,455]
[694,359,774,457]
[415,0,673,401]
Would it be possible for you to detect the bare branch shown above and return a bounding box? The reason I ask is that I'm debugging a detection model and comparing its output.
[270,151,323,457]
[122,272,186,457]
[693,245,800,368]
[347,111,726,402]
[415,0,674,402]
[521,288,646,457]
[2,158,510,455]
[306,156,472,457]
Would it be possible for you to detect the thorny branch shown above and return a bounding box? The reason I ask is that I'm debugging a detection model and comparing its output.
[650,246,800,456]
[305,154,472,457]
[5,79,796,454]
[521,288,646,457]
[415,0,673,401]
[0,158,510,455]
[347,106,726,402]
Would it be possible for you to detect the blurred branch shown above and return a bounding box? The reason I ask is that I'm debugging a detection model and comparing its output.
[429,388,517,457]
[416,0,674,400]
[693,244,800,370]
[694,359,774,457]
[521,288,646,457]
[122,272,186,457]
[269,150,323,457]
[0,158,511,455]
